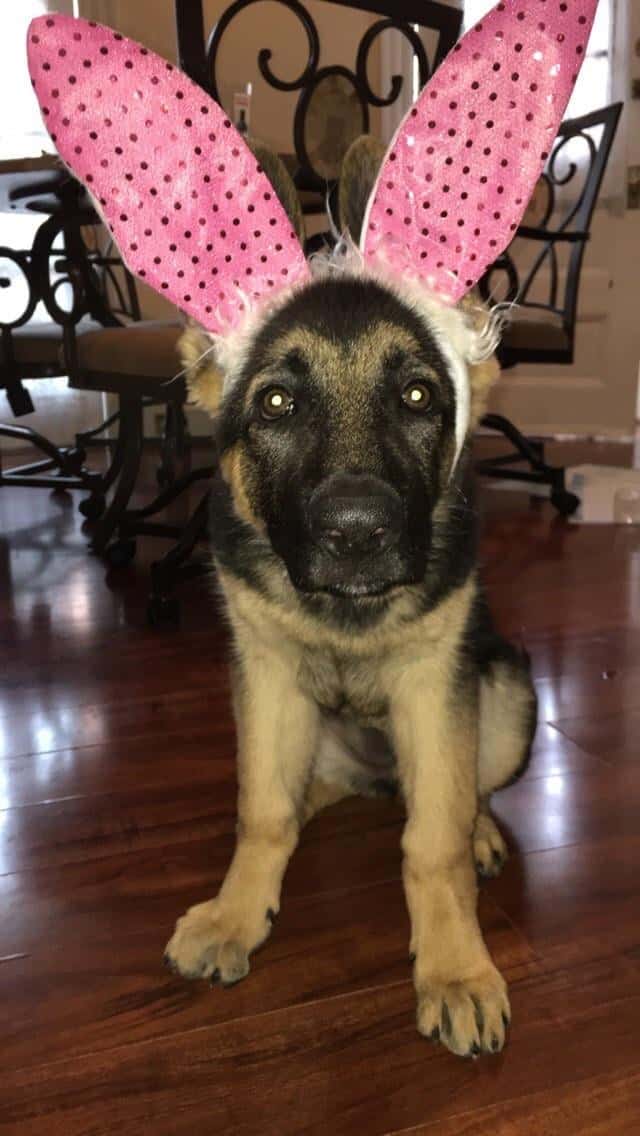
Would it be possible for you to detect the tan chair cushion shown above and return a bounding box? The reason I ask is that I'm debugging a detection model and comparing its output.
[73,320,184,378]
[2,319,101,367]
[501,311,570,354]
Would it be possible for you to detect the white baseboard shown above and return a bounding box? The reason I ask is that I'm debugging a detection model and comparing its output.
[478,424,634,442]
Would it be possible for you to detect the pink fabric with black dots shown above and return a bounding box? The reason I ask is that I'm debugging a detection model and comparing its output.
[27,15,310,333]
[362,0,598,303]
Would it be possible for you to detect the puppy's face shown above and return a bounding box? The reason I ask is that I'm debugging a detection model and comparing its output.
[218,276,463,600]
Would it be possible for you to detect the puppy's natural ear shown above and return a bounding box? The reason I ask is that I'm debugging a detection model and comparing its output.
[247,138,305,244]
[467,353,500,431]
[180,324,224,416]
[338,134,386,243]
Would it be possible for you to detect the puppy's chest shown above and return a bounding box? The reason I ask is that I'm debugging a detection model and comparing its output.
[298,649,388,724]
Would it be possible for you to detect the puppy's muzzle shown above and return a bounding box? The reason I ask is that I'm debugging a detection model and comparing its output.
[308,474,403,561]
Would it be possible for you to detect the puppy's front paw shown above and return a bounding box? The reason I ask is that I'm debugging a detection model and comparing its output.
[416,964,510,1057]
[164,898,273,985]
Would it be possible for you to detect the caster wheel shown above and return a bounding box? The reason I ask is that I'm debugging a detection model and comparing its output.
[64,446,87,474]
[156,465,174,488]
[79,493,106,520]
[147,594,180,626]
[105,538,137,567]
[551,489,580,517]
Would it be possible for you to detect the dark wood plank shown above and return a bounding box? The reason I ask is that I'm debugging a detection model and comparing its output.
[521,722,607,780]
[488,833,640,972]
[492,761,640,856]
[0,679,233,760]
[2,956,638,1136]
[552,710,640,764]
[0,796,406,959]
[390,1068,640,1134]
[0,731,235,808]
[0,720,625,876]
[535,666,640,726]
[0,877,533,1071]
[1,440,639,1134]
[525,626,640,682]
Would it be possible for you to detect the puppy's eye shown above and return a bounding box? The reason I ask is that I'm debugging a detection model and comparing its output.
[401,381,432,412]
[260,386,295,420]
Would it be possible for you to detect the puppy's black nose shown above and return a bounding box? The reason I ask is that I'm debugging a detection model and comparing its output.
[309,474,403,559]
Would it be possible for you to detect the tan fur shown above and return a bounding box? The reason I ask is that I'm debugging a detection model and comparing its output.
[382,579,510,1054]
[247,138,305,244]
[461,294,502,428]
[339,134,387,243]
[166,621,320,983]
[166,270,524,1061]
[180,324,223,415]
[219,445,266,532]
[166,565,517,1054]
[467,353,500,429]
[478,658,537,797]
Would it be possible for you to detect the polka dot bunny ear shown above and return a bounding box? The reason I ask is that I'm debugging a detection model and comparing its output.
[361,0,598,303]
[27,15,310,334]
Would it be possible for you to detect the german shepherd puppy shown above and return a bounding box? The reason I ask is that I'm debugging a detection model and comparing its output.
[165,140,537,1059]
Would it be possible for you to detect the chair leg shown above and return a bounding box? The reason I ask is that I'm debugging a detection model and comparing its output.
[76,408,120,448]
[78,410,135,522]
[147,489,211,625]
[0,422,101,492]
[477,413,579,517]
[125,463,214,522]
[156,402,191,488]
[89,396,143,555]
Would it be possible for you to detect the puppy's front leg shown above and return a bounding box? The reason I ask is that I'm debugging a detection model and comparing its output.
[390,660,510,1057]
[165,639,319,985]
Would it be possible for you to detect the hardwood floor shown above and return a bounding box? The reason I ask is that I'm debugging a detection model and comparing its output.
[1,443,639,1134]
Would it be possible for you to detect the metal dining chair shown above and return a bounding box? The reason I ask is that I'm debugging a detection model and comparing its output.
[477,102,623,514]
[175,0,463,248]
[0,173,117,513]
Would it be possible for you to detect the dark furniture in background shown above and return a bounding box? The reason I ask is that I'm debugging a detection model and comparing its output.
[67,319,215,624]
[176,0,463,240]
[0,164,114,510]
[478,102,623,514]
[0,167,213,623]
[54,217,215,624]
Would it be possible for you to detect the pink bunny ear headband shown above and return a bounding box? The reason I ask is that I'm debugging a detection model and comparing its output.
[28,1,597,455]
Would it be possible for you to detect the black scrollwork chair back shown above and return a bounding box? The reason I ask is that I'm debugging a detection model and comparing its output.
[0,179,140,416]
[175,0,463,218]
[0,175,143,500]
[475,101,622,515]
[479,102,623,369]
